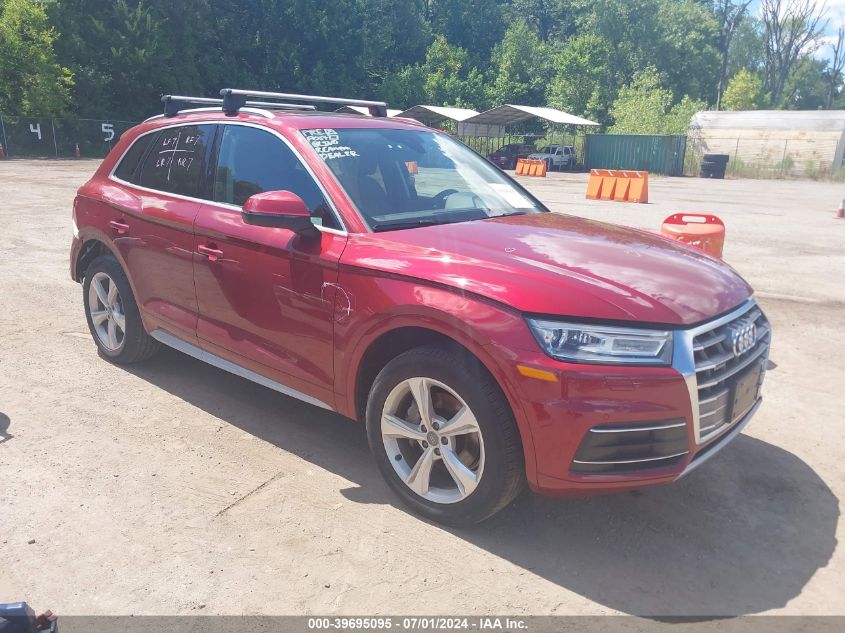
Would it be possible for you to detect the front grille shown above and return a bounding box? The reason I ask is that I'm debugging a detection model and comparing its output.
[692,304,770,441]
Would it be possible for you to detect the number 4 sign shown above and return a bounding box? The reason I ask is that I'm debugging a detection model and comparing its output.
[29,123,42,141]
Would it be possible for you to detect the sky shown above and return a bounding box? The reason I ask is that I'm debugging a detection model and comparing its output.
[817,0,845,56]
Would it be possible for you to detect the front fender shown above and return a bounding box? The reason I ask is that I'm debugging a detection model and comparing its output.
[332,270,539,485]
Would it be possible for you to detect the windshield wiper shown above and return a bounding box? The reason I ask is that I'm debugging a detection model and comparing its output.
[370,217,469,232]
[490,210,529,218]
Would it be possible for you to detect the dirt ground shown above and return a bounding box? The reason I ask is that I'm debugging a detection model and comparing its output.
[0,160,843,616]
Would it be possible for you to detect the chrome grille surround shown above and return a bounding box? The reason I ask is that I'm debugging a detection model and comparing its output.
[673,298,770,444]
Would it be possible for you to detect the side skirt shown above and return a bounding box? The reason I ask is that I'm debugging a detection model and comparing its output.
[150,329,334,411]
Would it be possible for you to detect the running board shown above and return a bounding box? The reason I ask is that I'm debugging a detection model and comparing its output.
[150,330,334,411]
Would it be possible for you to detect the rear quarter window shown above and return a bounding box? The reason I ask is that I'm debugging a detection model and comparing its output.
[136,125,215,197]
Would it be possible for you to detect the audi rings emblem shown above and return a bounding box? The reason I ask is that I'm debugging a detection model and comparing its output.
[730,321,757,357]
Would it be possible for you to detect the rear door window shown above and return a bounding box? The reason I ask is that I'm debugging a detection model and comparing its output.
[136,125,215,198]
[114,133,155,183]
[212,125,341,230]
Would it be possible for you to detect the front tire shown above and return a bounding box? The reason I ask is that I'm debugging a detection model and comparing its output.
[82,254,160,364]
[366,345,525,525]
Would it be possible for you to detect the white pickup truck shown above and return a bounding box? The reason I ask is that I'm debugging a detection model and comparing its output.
[527,145,575,170]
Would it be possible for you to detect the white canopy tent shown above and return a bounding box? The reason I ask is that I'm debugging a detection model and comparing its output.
[455,104,599,163]
[459,104,598,137]
[396,105,480,128]
[334,105,403,117]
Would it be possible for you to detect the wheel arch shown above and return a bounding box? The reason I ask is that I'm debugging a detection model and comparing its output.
[74,237,112,282]
[72,229,151,332]
[349,320,538,484]
[354,326,466,423]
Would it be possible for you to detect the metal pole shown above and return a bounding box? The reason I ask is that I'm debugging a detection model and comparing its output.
[733,138,739,164]
[780,139,789,177]
[51,119,59,157]
[0,113,7,155]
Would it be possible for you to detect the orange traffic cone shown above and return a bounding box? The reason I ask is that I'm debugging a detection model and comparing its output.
[0,143,5,158]
[74,143,81,158]
[836,199,845,219]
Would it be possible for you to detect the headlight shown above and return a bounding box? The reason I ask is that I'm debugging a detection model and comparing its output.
[526,318,673,365]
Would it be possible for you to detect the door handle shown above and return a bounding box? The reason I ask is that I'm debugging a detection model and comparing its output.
[109,219,129,235]
[198,244,224,262]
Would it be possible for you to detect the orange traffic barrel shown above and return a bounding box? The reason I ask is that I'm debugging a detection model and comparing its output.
[660,213,725,258]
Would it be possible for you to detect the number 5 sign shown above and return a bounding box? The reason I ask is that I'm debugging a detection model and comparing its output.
[102,123,115,142]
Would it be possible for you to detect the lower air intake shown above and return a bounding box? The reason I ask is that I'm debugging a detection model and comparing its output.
[571,419,689,475]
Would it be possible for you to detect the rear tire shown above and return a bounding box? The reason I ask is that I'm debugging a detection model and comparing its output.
[366,345,525,525]
[82,254,160,364]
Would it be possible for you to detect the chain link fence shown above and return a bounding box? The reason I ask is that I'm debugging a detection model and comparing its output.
[0,114,137,159]
[686,133,845,180]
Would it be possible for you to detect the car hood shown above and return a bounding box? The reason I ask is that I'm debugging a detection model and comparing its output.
[343,213,752,325]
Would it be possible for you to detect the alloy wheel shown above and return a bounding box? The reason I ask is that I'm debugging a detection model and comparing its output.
[381,377,485,504]
[88,271,126,351]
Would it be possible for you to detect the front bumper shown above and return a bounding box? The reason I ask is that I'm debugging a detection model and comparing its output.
[509,300,769,496]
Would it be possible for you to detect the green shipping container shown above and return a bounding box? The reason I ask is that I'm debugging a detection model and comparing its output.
[584,134,687,176]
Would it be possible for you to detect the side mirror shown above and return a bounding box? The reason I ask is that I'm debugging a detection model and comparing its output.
[241,191,319,237]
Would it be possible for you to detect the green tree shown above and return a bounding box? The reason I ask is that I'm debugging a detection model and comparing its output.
[382,35,487,109]
[663,95,708,134]
[761,0,827,107]
[608,67,674,134]
[651,0,720,103]
[428,0,506,68]
[783,55,828,110]
[0,0,72,115]
[49,0,178,118]
[722,68,763,110]
[824,26,845,109]
[728,15,766,76]
[507,0,581,41]
[713,1,752,110]
[582,0,719,104]
[422,35,487,108]
[380,65,427,108]
[608,66,705,134]
[547,32,617,125]
[27,0,840,121]
[487,19,551,105]
[360,0,431,77]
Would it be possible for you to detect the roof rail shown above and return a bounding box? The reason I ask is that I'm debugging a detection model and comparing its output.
[220,88,389,117]
[161,95,316,117]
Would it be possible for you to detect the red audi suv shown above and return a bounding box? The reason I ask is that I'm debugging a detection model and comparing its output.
[70,90,770,524]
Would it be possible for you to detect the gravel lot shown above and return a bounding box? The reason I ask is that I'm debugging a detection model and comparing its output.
[0,159,843,616]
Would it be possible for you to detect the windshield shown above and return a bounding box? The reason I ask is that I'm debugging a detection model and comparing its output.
[301,127,545,232]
